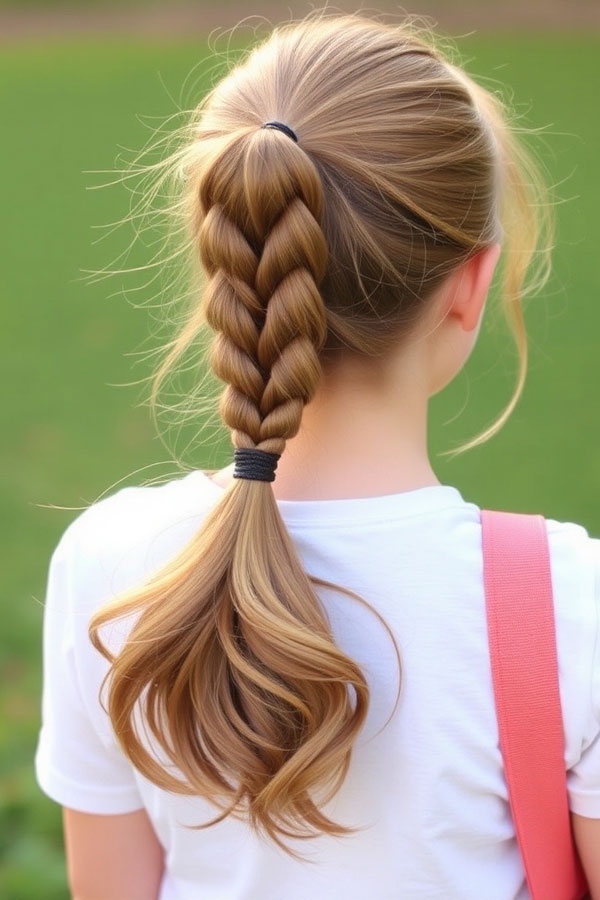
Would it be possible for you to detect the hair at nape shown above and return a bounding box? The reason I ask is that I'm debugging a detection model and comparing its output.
[88,8,555,859]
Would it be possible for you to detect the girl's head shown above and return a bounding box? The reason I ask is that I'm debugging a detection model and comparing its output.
[89,9,554,859]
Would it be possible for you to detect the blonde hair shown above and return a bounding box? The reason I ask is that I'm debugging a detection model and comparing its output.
[88,9,555,859]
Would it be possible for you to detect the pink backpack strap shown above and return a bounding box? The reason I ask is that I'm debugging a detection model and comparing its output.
[480,509,589,900]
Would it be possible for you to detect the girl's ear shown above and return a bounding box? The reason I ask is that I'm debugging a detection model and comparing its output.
[446,242,502,332]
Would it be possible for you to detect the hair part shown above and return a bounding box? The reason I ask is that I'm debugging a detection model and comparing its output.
[88,7,556,858]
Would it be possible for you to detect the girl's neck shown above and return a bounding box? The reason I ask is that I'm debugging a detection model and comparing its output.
[213,351,441,502]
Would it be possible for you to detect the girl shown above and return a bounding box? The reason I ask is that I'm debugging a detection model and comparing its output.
[34,9,599,900]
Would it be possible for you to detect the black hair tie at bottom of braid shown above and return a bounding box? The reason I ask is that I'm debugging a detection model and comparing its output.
[233,447,281,483]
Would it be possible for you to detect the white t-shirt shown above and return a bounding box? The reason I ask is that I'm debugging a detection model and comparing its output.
[34,469,600,900]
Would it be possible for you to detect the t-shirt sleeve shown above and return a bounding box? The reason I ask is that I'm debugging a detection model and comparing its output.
[566,535,600,818]
[34,525,145,815]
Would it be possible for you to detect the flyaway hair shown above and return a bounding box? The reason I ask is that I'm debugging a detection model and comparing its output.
[88,9,556,860]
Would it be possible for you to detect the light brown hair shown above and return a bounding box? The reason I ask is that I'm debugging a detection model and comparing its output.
[88,8,555,859]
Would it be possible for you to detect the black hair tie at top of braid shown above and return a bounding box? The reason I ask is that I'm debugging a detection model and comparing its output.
[261,121,298,143]
[233,447,281,483]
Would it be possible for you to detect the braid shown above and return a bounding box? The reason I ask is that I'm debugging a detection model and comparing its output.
[198,136,328,460]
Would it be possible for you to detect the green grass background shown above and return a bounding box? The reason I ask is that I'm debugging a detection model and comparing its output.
[1,30,598,897]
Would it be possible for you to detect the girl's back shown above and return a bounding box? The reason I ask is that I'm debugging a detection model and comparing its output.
[35,468,600,899]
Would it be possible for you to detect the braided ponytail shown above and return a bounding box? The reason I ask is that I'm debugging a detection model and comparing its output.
[88,8,555,860]
[89,111,403,858]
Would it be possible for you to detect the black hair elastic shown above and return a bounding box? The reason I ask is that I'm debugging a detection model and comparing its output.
[261,121,298,143]
[233,447,281,483]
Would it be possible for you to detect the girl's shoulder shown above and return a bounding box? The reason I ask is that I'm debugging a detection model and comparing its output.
[542,515,600,793]
[54,468,218,559]
[543,515,599,629]
[47,469,221,620]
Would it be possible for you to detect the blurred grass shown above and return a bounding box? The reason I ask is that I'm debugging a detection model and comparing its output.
[1,31,598,896]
